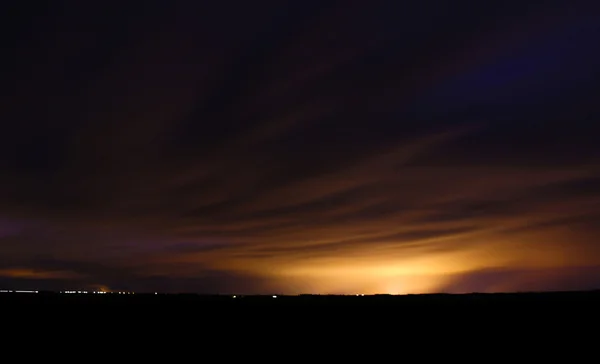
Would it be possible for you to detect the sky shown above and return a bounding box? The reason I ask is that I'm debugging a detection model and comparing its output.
[1,0,600,294]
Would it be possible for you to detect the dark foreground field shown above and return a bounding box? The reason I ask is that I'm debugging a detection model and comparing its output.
[4,291,598,332]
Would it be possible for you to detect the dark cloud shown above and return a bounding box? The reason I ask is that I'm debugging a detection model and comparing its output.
[438,266,600,293]
[1,1,600,293]
[0,256,274,294]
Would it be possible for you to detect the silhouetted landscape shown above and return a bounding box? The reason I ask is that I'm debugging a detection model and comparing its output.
[3,290,600,306]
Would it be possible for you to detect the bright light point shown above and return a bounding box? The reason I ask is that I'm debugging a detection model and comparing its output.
[155,292,157,295]
[233,295,236,298]
[272,295,277,298]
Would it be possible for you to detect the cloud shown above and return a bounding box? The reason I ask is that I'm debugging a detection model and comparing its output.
[0,268,81,280]
[0,255,276,294]
[0,2,599,293]
[437,266,600,293]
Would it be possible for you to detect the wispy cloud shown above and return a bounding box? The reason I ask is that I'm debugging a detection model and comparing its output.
[1,1,599,293]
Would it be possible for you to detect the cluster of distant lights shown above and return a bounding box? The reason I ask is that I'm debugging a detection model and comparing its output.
[2,290,370,297]
[0,290,136,294]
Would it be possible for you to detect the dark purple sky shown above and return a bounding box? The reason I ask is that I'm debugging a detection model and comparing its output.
[1,0,600,294]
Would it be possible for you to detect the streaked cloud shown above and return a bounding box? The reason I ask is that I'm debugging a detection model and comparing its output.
[1,1,599,293]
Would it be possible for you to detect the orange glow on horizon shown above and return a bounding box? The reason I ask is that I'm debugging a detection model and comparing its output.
[128,222,600,295]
